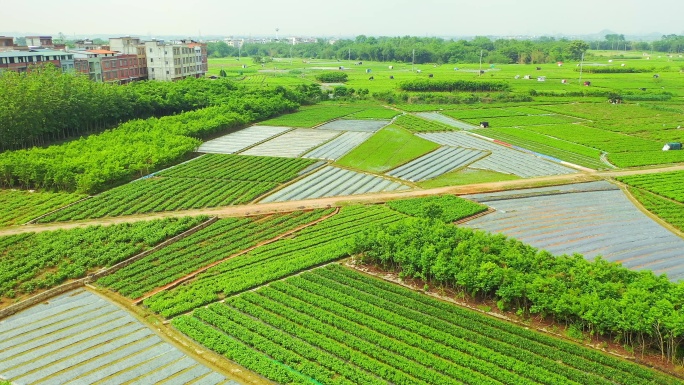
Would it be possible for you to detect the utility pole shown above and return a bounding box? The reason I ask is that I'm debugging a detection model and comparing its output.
[412,49,415,72]
[578,52,585,85]
[348,48,351,61]
[478,50,483,76]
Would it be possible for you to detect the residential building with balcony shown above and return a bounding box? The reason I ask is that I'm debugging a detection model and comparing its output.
[109,37,148,79]
[144,39,206,81]
[0,50,74,73]
[72,49,144,83]
[0,36,15,52]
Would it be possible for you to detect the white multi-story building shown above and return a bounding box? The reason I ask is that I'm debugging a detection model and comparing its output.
[144,39,207,81]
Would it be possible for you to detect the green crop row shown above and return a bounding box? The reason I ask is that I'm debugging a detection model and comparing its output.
[98,209,332,298]
[628,187,684,231]
[524,124,661,154]
[462,114,581,127]
[441,106,549,120]
[387,195,487,222]
[158,154,316,183]
[324,265,678,385]
[260,105,361,127]
[38,178,277,222]
[0,216,205,301]
[476,127,606,169]
[618,171,684,203]
[346,107,400,120]
[145,205,406,318]
[393,114,456,132]
[608,150,684,168]
[174,264,675,385]
[0,190,84,227]
[172,315,311,385]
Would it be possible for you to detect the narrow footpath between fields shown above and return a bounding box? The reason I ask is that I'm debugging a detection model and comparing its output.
[1,163,683,237]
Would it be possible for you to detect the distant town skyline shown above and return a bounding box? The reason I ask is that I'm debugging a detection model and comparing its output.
[3,0,682,39]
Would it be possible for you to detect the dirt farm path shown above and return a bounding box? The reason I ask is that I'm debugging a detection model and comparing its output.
[2,164,683,237]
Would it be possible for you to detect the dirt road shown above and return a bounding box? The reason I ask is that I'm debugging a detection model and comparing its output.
[2,164,683,237]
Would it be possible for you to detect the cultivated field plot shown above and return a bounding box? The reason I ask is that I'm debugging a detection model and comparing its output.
[316,119,390,133]
[477,127,606,170]
[241,129,340,157]
[173,264,674,385]
[0,190,84,227]
[98,209,333,299]
[196,125,291,154]
[442,106,551,120]
[618,170,684,203]
[260,166,409,202]
[259,105,362,128]
[462,181,684,281]
[416,112,479,130]
[302,131,373,160]
[419,132,578,177]
[146,205,407,318]
[461,114,582,127]
[157,154,317,183]
[393,114,455,132]
[40,155,316,221]
[386,146,488,182]
[0,289,234,385]
[0,217,204,303]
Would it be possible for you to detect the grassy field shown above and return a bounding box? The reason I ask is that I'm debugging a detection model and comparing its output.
[208,52,683,170]
[416,168,521,188]
[336,125,439,173]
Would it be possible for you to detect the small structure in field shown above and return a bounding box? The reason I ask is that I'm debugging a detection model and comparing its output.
[537,76,546,82]
[428,73,434,78]
[480,121,489,128]
[663,142,682,151]
[561,79,567,84]
[584,81,591,86]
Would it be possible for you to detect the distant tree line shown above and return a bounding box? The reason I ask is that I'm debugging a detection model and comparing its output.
[208,34,684,65]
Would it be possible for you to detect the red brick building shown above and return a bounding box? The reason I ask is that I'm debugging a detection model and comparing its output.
[73,49,144,83]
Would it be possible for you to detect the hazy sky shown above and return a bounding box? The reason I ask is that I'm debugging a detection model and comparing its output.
[3,0,682,38]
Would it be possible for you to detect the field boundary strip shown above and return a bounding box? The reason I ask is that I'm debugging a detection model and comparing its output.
[25,196,93,225]
[133,207,341,305]
[0,217,218,320]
